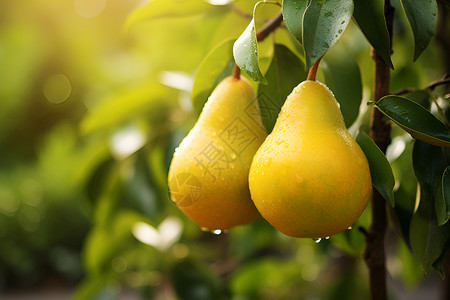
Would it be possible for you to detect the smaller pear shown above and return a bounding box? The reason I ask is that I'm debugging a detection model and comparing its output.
[249,80,371,238]
[168,76,267,230]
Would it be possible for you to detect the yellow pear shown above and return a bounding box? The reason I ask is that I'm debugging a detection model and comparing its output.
[249,80,371,238]
[168,76,267,230]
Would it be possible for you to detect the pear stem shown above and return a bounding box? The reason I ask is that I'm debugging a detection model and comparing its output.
[233,64,241,79]
[307,55,323,81]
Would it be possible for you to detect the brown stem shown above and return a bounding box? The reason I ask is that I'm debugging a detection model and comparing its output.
[391,73,450,95]
[307,55,324,81]
[233,64,241,79]
[256,12,284,42]
[232,4,253,20]
[436,2,450,75]
[363,2,394,300]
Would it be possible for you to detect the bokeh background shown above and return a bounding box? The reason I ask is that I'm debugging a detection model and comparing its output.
[0,0,449,299]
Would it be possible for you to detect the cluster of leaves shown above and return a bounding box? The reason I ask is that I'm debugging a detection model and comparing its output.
[0,0,449,299]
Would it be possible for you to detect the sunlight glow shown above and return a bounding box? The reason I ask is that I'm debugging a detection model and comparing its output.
[159,71,193,92]
[74,0,107,19]
[111,127,146,159]
[132,217,183,251]
[43,74,72,104]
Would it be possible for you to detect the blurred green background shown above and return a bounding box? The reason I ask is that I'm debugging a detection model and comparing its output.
[0,0,448,299]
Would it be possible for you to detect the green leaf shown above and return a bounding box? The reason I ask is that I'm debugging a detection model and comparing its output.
[302,0,353,70]
[373,95,450,147]
[171,258,223,300]
[72,276,110,300]
[400,0,438,61]
[125,0,213,29]
[411,140,450,276]
[80,82,173,134]
[121,151,163,223]
[353,0,394,69]
[233,18,267,84]
[321,44,362,128]
[436,167,450,225]
[191,40,235,115]
[84,211,144,275]
[431,250,447,279]
[331,208,370,255]
[85,157,116,204]
[409,210,450,276]
[282,0,308,43]
[257,44,307,133]
[404,89,432,109]
[356,131,395,207]
[390,142,416,246]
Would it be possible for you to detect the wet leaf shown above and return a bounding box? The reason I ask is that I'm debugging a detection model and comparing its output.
[282,0,308,43]
[373,95,450,147]
[233,18,267,84]
[302,0,353,70]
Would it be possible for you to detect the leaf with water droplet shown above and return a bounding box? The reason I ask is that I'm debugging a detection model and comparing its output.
[400,0,437,61]
[302,0,353,70]
[233,18,267,84]
[282,0,309,43]
[373,95,450,147]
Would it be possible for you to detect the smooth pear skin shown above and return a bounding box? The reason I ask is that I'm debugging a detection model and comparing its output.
[249,80,371,238]
[168,76,267,230]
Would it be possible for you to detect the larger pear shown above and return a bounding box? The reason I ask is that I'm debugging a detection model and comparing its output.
[168,76,267,230]
[249,80,371,238]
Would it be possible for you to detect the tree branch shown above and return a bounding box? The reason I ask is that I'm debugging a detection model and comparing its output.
[363,1,394,300]
[232,4,253,20]
[256,12,283,42]
[391,73,450,95]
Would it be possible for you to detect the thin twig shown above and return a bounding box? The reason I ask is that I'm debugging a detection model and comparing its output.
[391,73,450,95]
[232,4,253,20]
[256,12,284,42]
